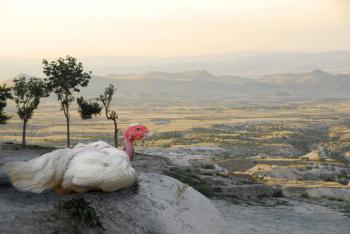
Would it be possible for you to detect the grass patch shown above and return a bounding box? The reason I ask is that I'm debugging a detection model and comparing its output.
[176,184,189,198]
[202,163,215,169]
[57,197,103,231]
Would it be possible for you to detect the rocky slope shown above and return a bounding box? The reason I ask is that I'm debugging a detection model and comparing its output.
[0,144,228,234]
[239,162,350,201]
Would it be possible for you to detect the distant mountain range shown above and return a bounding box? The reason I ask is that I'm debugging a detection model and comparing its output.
[1,51,350,81]
[72,69,350,102]
[3,69,350,102]
[82,51,350,77]
[2,56,350,102]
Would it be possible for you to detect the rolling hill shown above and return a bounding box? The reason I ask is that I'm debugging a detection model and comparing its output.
[3,70,350,103]
[1,51,350,82]
[81,70,350,102]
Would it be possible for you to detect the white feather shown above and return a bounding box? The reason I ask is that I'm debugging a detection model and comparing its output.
[5,141,136,193]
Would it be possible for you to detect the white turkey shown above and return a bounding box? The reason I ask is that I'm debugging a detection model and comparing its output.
[5,124,150,194]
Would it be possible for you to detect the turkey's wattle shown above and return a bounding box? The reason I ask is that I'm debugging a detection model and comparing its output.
[123,124,150,161]
[5,124,150,194]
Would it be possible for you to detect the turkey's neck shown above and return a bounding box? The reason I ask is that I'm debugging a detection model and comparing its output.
[124,140,135,161]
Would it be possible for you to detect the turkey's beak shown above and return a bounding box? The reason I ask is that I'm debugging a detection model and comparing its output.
[144,131,152,139]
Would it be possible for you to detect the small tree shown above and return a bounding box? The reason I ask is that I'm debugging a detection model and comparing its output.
[77,97,102,120]
[12,77,49,147]
[43,55,91,147]
[0,84,12,124]
[98,84,119,147]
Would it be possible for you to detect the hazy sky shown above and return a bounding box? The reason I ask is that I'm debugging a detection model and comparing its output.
[0,0,349,58]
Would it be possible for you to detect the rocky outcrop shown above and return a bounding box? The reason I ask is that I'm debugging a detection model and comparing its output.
[239,162,350,202]
[244,163,350,183]
[217,184,276,198]
[305,187,350,202]
[137,148,278,199]
[281,186,350,202]
[0,171,228,234]
[139,147,226,167]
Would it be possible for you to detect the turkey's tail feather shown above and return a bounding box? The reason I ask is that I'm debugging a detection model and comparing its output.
[4,148,73,193]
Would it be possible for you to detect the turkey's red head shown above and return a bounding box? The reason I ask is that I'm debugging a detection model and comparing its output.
[124,124,150,142]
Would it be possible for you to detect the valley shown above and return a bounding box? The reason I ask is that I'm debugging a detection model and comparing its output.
[2,69,350,234]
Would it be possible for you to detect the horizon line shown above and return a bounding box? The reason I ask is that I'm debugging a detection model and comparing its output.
[1,50,350,60]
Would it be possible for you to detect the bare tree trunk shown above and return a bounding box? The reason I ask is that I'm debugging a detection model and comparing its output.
[22,119,27,148]
[113,120,119,148]
[63,103,71,148]
[66,115,70,148]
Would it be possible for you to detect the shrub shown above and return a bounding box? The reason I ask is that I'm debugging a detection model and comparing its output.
[57,197,103,229]
[286,125,330,154]
[77,97,102,119]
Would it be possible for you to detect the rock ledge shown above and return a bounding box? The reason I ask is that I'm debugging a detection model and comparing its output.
[0,172,228,234]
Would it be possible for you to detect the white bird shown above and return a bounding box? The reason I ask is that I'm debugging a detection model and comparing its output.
[5,124,150,194]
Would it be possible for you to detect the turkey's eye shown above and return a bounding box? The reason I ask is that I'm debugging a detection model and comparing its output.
[136,128,140,131]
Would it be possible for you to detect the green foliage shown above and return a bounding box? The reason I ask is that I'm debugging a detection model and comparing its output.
[58,197,103,229]
[202,163,215,169]
[43,55,91,95]
[77,97,102,119]
[12,76,48,146]
[176,184,188,198]
[0,84,12,124]
[286,125,330,154]
[12,76,49,121]
[98,84,119,147]
[43,55,91,115]
[160,142,172,148]
[98,84,117,121]
[323,145,350,162]
[43,55,91,147]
